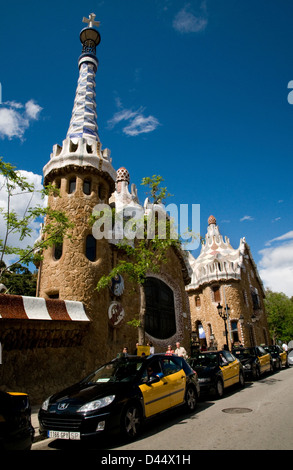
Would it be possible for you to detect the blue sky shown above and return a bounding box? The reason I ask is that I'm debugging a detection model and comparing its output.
[0,0,293,296]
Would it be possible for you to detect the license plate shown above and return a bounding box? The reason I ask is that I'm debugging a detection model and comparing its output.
[48,430,80,440]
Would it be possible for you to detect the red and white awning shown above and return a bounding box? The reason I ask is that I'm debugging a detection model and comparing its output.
[0,294,90,322]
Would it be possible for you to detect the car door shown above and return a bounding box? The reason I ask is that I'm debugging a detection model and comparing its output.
[160,357,186,407]
[219,352,233,388]
[220,351,240,387]
[256,346,271,373]
[139,359,174,418]
[278,346,287,366]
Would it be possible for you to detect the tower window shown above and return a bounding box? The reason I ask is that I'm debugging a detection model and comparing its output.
[53,242,63,260]
[83,179,91,195]
[68,178,76,194]
[251,287,260,310]
[98,183,107,201]
[212,285,221,303]
[144,277,176,339]
[86,234,96,261]
[54,179,61,196]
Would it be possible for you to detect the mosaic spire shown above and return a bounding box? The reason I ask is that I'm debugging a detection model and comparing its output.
[66,13,101,143]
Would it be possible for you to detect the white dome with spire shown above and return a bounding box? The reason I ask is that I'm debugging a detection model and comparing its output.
[186,215,246,290]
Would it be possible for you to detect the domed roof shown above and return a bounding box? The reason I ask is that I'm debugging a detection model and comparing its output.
[208,215,217,225]
[116,167,130,183]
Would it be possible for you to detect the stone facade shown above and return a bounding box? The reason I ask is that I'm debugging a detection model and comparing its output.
[186,216,271,351]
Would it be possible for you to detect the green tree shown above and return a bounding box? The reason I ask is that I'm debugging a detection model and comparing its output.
[264,289,293,344]
[95,175,181,345]
[0,261,37,296]
[0,157,73,283]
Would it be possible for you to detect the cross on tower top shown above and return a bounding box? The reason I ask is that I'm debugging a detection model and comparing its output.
[82,13,100,28]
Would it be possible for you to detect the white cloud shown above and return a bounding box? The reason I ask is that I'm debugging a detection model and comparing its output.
[0,170,44,266]
[0,99,42,140]
[265,230,293,246]
[173,3,208,34]
[107,100,160,136]
[123,114,160,136]
[258,232,293,297]
[240,215,254,222]
[25,100,42,120]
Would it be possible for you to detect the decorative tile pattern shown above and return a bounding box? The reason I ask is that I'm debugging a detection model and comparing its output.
[66,62,99,143]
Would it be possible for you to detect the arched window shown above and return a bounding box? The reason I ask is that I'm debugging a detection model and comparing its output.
[212,285,221,303]
[144,277,176,339]
[53,242,63,260]
[83,179,91,195]
[250,287,260,310]
[85,234,96,261]
[54,178,61,197]
[68,177,76,194]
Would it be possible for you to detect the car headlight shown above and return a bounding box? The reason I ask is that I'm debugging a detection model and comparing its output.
[77,395,115,412]
[244,364,251,369]
[41,397,51,411]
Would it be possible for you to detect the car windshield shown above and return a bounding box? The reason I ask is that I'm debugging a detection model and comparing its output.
[192,353,218,367]
[233,348,256,358]
[83,358,145,384]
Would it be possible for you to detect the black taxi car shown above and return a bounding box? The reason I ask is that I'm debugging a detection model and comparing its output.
[0,390,34,450]
[263,344,288,370]
[39,354,200,441]
[187,350,245,398]
[232,346,272,379]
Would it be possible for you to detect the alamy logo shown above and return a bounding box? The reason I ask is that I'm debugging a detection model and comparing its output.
[288,80,293,104]
[91,202,200,251]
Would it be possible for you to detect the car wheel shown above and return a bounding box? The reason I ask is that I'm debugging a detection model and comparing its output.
[215,378,224,398]
[239,371,245,388]
[185,386,197,412]
[121,402,142,440]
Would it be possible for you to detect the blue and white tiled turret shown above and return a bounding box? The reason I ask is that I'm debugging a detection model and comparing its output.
[66,61,99,143]
[43,13,116,184]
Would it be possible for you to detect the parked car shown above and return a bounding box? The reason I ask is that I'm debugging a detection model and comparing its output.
[39,354,199,441]
[232,346,272,379]
[187,350,245,398]
[263,345,288,370]
[0,390,34,450]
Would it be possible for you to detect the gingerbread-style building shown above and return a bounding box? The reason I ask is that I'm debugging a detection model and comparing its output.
[186,215,270,351]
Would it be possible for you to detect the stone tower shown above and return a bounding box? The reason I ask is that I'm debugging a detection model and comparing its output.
[37,14,117,363]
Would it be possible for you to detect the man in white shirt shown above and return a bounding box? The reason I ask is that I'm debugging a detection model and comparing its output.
[175,342,187,358]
